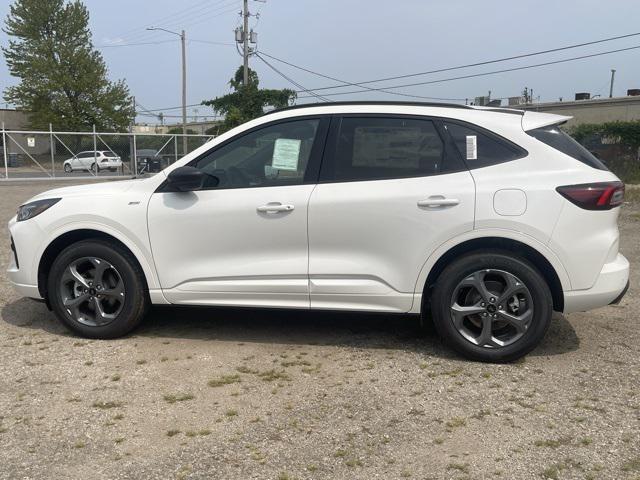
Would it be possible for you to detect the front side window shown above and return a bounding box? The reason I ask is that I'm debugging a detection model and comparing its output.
[444,121,527,168]
[191,118,320,189]
[329,117,449,182]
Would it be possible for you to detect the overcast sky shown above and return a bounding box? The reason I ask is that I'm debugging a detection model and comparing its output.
[1,0,640,125]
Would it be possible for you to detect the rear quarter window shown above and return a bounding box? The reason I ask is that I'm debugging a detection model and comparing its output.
[527,125,609,171]
[443,121,527,169]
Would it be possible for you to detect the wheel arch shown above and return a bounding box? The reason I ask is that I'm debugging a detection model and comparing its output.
[418,235,567,313]
[37,228,156,303]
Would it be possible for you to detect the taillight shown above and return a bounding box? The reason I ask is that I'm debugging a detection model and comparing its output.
[556,182,625,210]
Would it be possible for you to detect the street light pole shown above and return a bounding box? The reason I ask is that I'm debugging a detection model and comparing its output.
[147,26,188,155]
[243,0,249,86]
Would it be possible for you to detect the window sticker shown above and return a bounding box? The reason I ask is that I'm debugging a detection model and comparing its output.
[272,138,301,171]
[466,135,477,160]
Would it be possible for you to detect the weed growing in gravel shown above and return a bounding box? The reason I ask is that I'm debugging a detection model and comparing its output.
[136,360,147,365]
[208,374,241,387]
[236,365,256,374]
[447,462,469,473]
[534,437,572,448]
[163,393,194,404]
[166,429,180,437]
[257,369,290,382]
[114,437,125,444]
[225,409,238,417]
[84,361,93,366]
[73,441,86,449]
[110,374,121,382]
[580,437,593,446]
[445,417,466,430]
[92,401,122,409]
[622,457,640,472]
[281,359,311,368]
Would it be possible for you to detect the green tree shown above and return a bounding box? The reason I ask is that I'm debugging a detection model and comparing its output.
[202,66,296,133]
[2,0,134,131]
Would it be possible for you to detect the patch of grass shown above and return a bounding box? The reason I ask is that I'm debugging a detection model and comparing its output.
[257,369,290,382]
[166,429,180,437]
[113,413,124,420]
[0,426,7,434]
[110,374,121,382]
[447,462,469,473]
[622,457,640,472]
[445,417,466,429]
[306,464,318,472]
[281,359,311,368]
[136,359,147,365]
[471,409,491,420]
[198,429,211,436]
[163,393,194,404]
[73,441,86,449]
[225,409,238,417]
[534,437,571,449]
[580,437,593,446]
[208,374,241,387]
[433,437,444,445]
[92,401,123,409]
[114,437,125,444]
[84,361,93,366]
[236,365,256,374]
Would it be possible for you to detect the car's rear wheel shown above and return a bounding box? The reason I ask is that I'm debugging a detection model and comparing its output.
[91,163,98,173]
[47,240,148,338]
[430,251,552,362]
[63,163,72,173]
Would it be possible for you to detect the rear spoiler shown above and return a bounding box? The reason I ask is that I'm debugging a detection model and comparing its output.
[521,111,572,131]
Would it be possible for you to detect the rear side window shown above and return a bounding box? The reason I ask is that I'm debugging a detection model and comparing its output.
[444,121,527,168]
[527,125,608,171]
[327,116,460,182]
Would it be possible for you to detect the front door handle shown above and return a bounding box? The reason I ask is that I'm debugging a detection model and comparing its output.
[257,203,295,213]
[417,196,460,208]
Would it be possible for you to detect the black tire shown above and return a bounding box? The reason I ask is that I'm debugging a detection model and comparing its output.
[64,164,72,173]
[430,250,552,363]
[91,163,98,173]
[47,240,148,339]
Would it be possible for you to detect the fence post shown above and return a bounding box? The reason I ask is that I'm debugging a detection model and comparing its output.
[92,124,98,176]
[132,132,137,177]
[49,123,55,178]
[174,135,178,164]
[2,122,7,179]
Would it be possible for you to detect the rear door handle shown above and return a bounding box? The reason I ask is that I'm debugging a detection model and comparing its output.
[417,197,460,208]
[257,203,295,213]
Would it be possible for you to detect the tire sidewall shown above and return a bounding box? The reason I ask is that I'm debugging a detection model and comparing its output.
[48,240,147,338]
[431,252,553,362]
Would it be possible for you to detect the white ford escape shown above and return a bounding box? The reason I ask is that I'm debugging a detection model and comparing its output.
[7,102,629,362]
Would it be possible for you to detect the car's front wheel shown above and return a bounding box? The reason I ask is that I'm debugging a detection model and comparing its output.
[63,163,72,173]
[430,251,552,362]
[47,240,148,338]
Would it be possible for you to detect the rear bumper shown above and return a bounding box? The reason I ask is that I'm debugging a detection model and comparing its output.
[563,253,630,314]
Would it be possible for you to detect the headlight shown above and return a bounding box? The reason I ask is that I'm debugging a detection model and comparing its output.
[16,198,61,222]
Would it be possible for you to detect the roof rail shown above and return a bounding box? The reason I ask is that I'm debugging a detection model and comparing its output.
[262,100,473,116]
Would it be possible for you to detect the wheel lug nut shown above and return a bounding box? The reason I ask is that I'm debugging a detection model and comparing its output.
[498,305,503,310]
[480,302,486,307]
[489,297,496,303]
[492,314,497,318]
[482,312,488,317]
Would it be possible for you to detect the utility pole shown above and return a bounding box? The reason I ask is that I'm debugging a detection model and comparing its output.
[243,0,249,86]
[147,26,188,155]
[609,69,616,98]
[181,29,187,155]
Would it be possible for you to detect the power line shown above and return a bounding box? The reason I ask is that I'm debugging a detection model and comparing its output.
[297,44,640,99]
[257,50,467,101]
[255,53,331,102]
[97,39,178,48]
[295,31,640,94]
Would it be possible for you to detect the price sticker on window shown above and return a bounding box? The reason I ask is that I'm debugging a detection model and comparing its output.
[272,138,301,171]
[466,135,477,160]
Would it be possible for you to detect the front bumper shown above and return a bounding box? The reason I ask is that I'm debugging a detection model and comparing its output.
[7,216,45,300]
[563,253,630,314]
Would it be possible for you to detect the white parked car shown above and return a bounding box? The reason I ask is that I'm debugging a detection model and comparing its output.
[8,102,629,362]
[62,150,122,173]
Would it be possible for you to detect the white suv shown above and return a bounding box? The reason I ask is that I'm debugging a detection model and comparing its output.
[8,102,629,362]
[63,150,122,173]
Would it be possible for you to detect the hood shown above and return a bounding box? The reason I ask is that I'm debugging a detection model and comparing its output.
[28,178,144,203]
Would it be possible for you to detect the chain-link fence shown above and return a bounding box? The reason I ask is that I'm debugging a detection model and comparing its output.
[0,125,214,180]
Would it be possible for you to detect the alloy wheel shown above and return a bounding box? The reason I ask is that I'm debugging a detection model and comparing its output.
[58,257,125,327]
[449,269,533,348]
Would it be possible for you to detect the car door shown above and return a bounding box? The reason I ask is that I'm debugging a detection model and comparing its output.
[308,115,475,313]
[147,116,329,308]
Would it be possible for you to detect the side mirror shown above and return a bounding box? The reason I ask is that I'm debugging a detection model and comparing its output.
[166,166,207,192]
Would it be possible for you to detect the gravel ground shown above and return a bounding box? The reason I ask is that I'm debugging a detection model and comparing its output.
[0,181,638,480]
